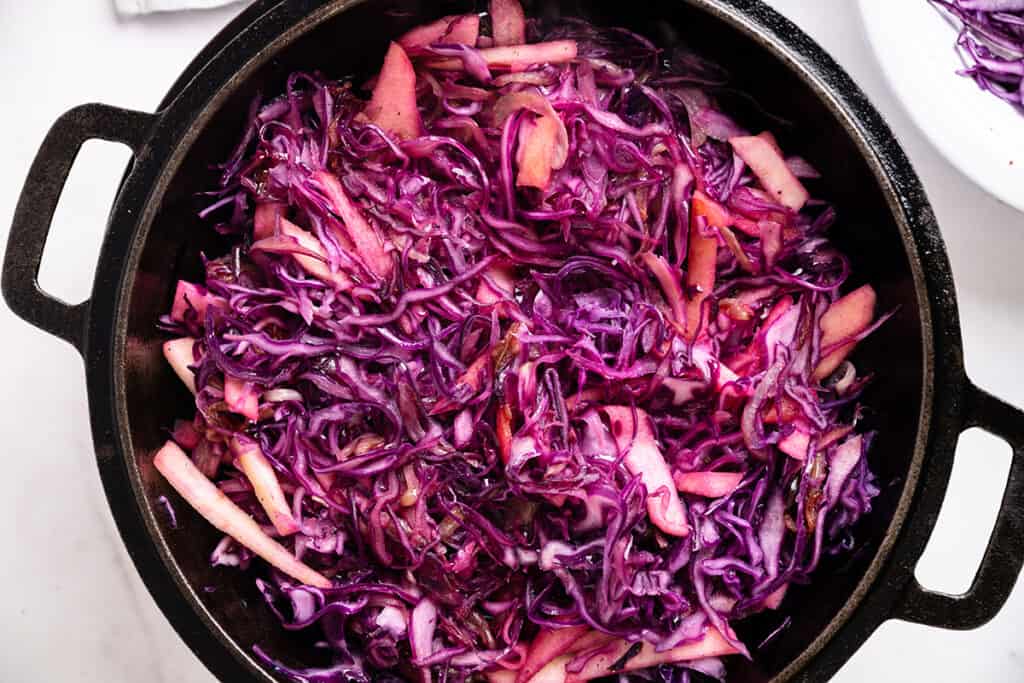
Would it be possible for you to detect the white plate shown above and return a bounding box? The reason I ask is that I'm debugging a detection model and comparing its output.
[857,0,1024,213]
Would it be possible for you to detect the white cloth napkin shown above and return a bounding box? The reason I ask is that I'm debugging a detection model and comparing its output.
[114,0,243,15]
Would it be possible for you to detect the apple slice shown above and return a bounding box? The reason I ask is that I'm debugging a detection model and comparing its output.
[729,134,809,211]
[363,42,422,141]
[409,598,438,663]
[232,437,300,536]
[496,403,514,465]
[564,627,738,681]
[491,0,526,46]
[691,340,741,390]
[477,262,516,306]
[777,422,811,460]
[762,583,789,610]
[314,170,393,279]
[154,441,330,588]
[171,419,201,450]
[224,375,259,422]
[431,352,489,416]
[253,201,284,240]
[674,471,744,498]
[760,219,782,271]
[425,40,578,71]
[252,218,354,290]
[718,225,754,273]
[398,14,480,51]
[517,625,590,683]
[601,406,689,537]
[777,420,857,460]
[685,190,726,340]
[170,281,212,324]
[432,323,524,414]
[524,655,571,683]
[826,435,864,504]
[487,670,518,683]
[690,187,732,226]
[821,424,855,449]
[642,252,685,327]
[519,631,618,683]
[757,130,783,155]
[813,284,876,381]
[443,14,482,45]
[763,395,800,424]
[516,114,561,189]
[163,337,199,394]
[724,295,793,376]
[493,90,569,169]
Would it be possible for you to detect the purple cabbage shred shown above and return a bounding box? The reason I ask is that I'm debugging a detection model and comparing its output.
[154,8,885,683]
[932,0,1024,111]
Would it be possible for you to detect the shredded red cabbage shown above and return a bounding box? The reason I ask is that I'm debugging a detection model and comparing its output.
[154,5,886,682]
[932,0,1024,111]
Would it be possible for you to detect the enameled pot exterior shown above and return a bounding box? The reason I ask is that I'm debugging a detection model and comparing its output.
[5,1,1024,681]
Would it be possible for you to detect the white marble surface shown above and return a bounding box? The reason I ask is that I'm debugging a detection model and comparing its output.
[0,1,1021,681]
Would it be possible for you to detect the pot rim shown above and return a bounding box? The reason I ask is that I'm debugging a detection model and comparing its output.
[83,1,962,681]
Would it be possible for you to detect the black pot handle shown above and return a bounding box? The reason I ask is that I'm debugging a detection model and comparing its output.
[2,103,154,353]
[895,382,1024,629]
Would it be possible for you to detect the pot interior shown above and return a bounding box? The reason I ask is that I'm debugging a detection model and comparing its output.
[122,0,925,680]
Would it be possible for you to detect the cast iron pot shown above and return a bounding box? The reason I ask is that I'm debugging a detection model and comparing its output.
[5,0,1024,680]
